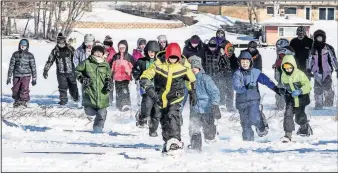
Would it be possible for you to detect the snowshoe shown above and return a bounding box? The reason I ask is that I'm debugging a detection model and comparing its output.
[256,126,269,137]
[121,105,131,112]
[205,138,217,144]
[13,101,21,108]
[149,131,158,137]
[58,100,67,106]
[296,124,313,137]
[162,138,184,156]
[281,132,292,143]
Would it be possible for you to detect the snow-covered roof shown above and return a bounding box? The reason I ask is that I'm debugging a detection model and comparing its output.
[260,16,313,26]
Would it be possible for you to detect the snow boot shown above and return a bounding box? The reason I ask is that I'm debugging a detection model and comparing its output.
[58,100,67,105]
[189,133,202,151]
[281,132,292,143]
[13,101,20,108]
[162,138,184,155]
[137,118,148,128]
[323,90,334,107]
[149,131,158,137]
[314,95,323,110]
[297,123,313,137]
[21,101,28,108]
[93,126,103,133]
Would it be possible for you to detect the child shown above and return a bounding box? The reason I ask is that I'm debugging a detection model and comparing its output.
[218,43,239,111]
[6,39,37,107]
[307,29,338,110]
[132,40,161,137]
[133,38,147,62]
[187,55,221,151]
[281,55,313,142]
[233,51,280,141]
[75,43,114,133]
[242,41,262,71]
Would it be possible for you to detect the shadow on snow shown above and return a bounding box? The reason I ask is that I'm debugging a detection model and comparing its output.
[1,94,60,105]
[118,152,147,160]
[312,140,338,146]
[63,129,136,137]
[221,147,338,154]
[2,119,52,132]
[24,151,105,155]
[67,141,162,151]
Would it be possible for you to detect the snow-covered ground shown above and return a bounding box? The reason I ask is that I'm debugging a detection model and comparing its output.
[2,5,338,172]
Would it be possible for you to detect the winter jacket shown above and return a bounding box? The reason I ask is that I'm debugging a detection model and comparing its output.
[110,40,135,81]
[105,47,117,63]
[281,55,312,108]
[233,68,276,106]
[75,56,111,109]
[73,43,90,67]
[183,38,205,60]
[219,53,239,75]
[140,45,196,109]
[241,49,262,71]
[309,44,337,80]
[44,44,75,74]
[192,69,220,113]
[203,48,222,77]
[7,39,37,79]
[210,37,231,49]
[132,49,144,62]
[290,36,313,71]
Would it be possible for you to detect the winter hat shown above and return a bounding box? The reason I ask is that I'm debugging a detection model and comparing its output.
[137,38,147,46]
[157,35,167,42]
[216,29,225,38]
[238,50,253,68]
[145,40,160,53]
[248,41,258,48]
[313,29,326,43]
[208,38,217,48]
[275,38,290,49]
[190,35,201,44]
[91,42,105,55]
[57,33,66,44]
[19,39,28,46]
[296,26,306,36]
[84,34,95,45]
[283,63,293,69]
[103,35,113,47]
[165,43,181,61]
[189,55,203,70]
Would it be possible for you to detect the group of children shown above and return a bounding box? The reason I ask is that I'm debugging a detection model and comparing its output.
[6,27,337,153]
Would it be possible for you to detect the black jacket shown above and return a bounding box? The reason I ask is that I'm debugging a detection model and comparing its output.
[183,38,205,60]
[44,44,75,74]
[219,53,239,75]
[290,36,313,71]
[203,48,222,77]
[242,49,262,71]
[8,39,37,78]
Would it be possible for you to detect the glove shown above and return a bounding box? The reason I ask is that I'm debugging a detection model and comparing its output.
[291,89,302,97]
[104,79,114,92]
[146,87,161,106]
[189,89,197,106]
[6,77,11,85]
[273,86,286,96]
[80,76,91,88]
[31,78,37,86]
[245,83,256,90]
[211,105,222,120]
[43,70,48,79]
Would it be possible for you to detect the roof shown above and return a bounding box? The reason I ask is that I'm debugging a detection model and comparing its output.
[260,16,313,26]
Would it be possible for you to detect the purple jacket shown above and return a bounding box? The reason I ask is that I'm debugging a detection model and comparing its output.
[310,45,338,80]
[132,49,144,62]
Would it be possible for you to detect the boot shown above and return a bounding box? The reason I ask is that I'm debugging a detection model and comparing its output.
[149,131,158,137]
[137,118,148,128]
[58,100,67,105]
[93,126,103,133]
[323,90,334,107]
[297,123,313,137]
[163,138,183,153]
[314,95,323,110]
[21,101,28,108]
[281,132,292,143]
[189,133,202,151]
[13,101,20,108]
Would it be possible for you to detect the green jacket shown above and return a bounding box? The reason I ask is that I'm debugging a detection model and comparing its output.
[76,56,112,109]
[281,55,312,107]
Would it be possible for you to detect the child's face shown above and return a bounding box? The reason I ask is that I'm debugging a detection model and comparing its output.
[192,67,200,74]
[119,45,126,53]
[139,44,146,51]
[148,51,155,58]
[94,51,103,57]
[240,59,250,70]
[285,67,293,73]
[168,57,178,64]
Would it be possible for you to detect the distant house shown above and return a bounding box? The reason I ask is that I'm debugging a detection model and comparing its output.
[260,16,313,45]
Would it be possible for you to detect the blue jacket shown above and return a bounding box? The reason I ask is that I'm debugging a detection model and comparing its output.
[233,68,276,105]
[73,44,90,67]
[192,69,220,113]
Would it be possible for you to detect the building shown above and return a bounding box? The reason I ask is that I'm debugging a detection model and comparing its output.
[260,16,313,45]
[198,1,338,21]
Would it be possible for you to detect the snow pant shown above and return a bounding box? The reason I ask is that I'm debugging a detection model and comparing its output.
[160,103,181,142]
[12,76,31,102]
[275,82,285,110]
[189,112,216,150]
[84,106,107,132]
[237,100,266,141]
[115,80,131,111]
[314,75,334,108]
[283,102,308,133]
[179,86,189,126]
[57,73,79,103]
[140,94,161,133]
[213,74,234,109]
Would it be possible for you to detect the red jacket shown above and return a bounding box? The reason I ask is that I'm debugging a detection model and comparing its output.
[132,49,144,62]
[111,52,135,81]
[106,47,117,63]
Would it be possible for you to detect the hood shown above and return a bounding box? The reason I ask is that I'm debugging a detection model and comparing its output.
[118,40,129,53]
[313,29,326,48]
[165,43,182,62]
[18,39,29,51]
[281,55,298,73]
[144,40,160,58]
[238,50,253,69]
[137,38,146,48]
[185,35,203,50]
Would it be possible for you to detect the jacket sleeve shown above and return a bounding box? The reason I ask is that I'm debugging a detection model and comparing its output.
[132,60,142,80]
[75,59,86,80]
[232,71,247,93]
[106,64,112,80]
[299,71,312,94]
[7,53,16,78]
[255,54,263,71]
[327,45,338,71]
[44,49,56,72]
[29,53,37,79]
[73,49,82,67]
[183,60,196,91]
[204,75,220,105]
[257,72,276,90]
[139,63,156,90]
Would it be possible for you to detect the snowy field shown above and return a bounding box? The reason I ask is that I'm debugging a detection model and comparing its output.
[2,7,338,172]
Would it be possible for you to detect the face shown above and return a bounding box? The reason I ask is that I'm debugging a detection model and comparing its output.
[159,40,167,48]
[316,36,323,42]
[139,44,146,50]
[119,45,126,53]
[298,33,305,40]
[20,45,27,50]
[168,57,178,63]
[240,59,250,70]
[209,46,216,51]
[58,43,66,48]
[191,43,198,48]
[94,51,103,57]
[104,45,110,49]
[217,32,224,38]
[249,47,256,52]
[192,67,200,74]
[285,67,293,73]
[148,51,155,58]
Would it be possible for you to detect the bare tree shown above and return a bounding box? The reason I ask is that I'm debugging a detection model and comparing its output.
[247,1,259,27]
